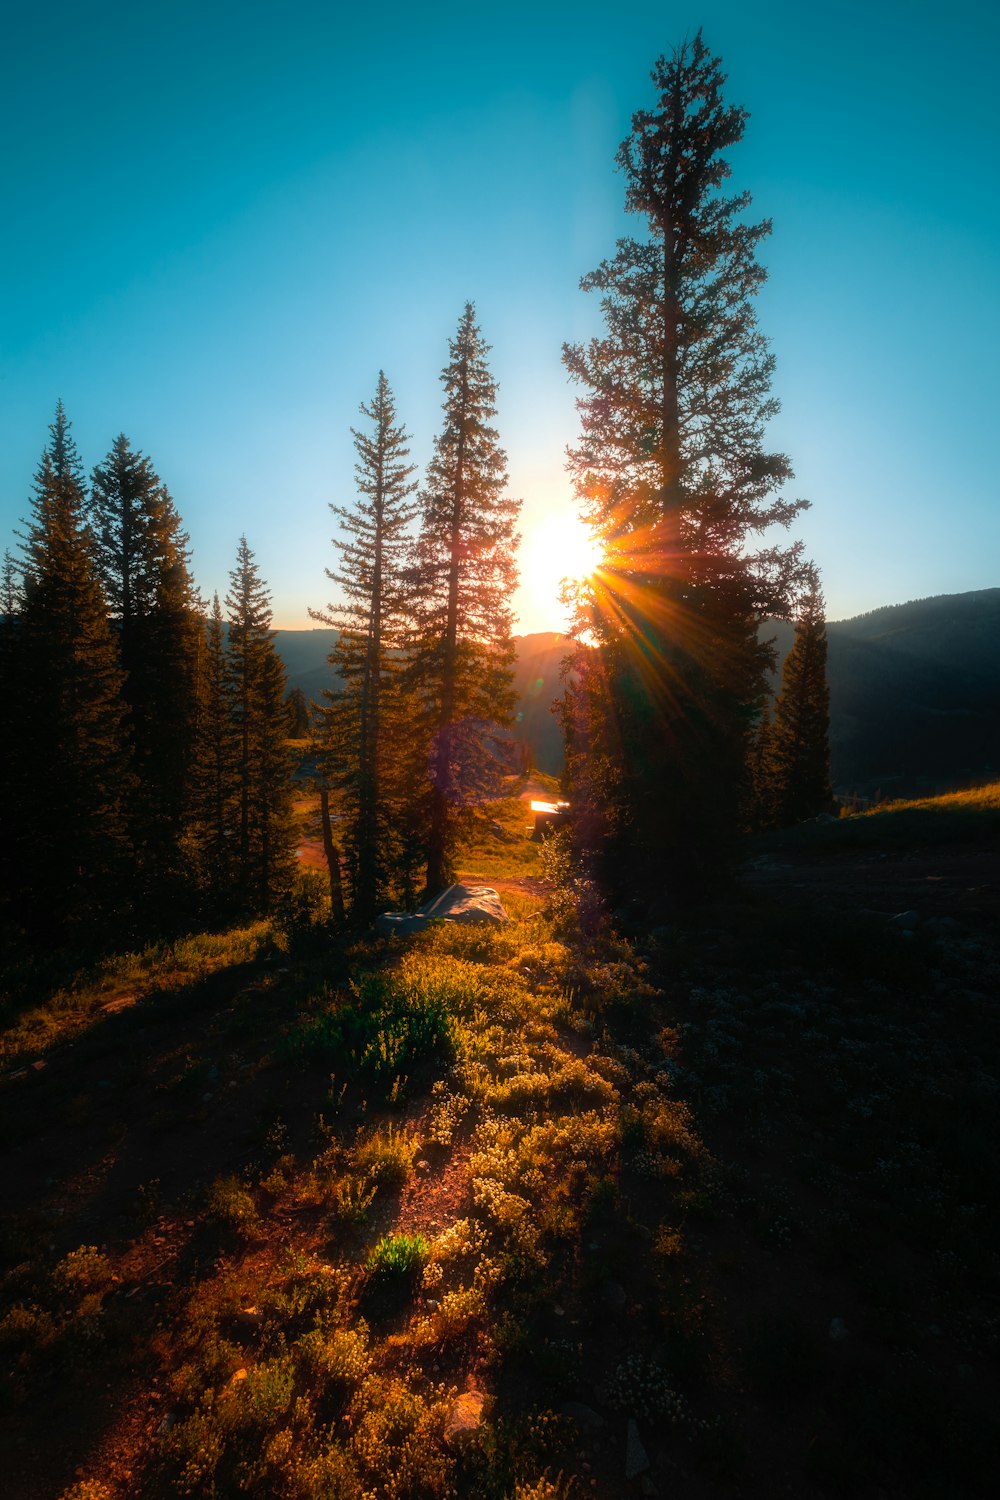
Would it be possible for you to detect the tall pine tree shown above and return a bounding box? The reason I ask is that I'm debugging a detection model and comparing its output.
[312,372,419,925]
[767,583,833,826]
[562,33,808,891]
[14,405,133,938]
[225,538,295,910]
[89,435,202,900]
[410,306,521,896]
[188,592,237,899]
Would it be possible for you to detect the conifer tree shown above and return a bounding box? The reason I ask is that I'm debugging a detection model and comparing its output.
[312,372,419,924]
[0,550,23,913]
[14,405,133,936]
[410,306,521,896]
[89,435,202,896]
[286,686,310,738]
[767,584,833,825]
[225,538,295,909]
[188,593,236,896]
[562,32,808,890]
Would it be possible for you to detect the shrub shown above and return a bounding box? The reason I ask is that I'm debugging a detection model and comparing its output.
[206,1176,259,1236]
[353,1123,418,1186]
[366,1233,429,1281]
[53,1246,113,1294]
[296,1322,371,1396]
[290,968,456,1090]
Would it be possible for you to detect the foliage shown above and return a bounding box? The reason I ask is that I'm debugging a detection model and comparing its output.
[89,433,203,901]
[313,372,421,923]
[561,33,809,891]
[365,1232,429,1280]
[290,968,457,1089]
[765,581,833,825]
[224,537,297,910]
[408,304,521,895]
[7,404,133,938]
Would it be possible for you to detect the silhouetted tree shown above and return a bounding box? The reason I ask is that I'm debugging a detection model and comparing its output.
[89,435,202,898]
[409,306,521,896]
[747,698,775,830]
[188,593,236,897]
[13,405,133,937]
[562,32,808,892]
[286,685,311,738]
[0,550,24,912]
[225,537,295,909]
[767,584,833,825]
[312,372,419,924]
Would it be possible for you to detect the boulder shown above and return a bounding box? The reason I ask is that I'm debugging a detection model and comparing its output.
[376,884,509,937]
[445,1389,485,1441]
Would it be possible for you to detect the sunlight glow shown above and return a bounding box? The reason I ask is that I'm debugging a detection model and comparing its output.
[518,511,602,629]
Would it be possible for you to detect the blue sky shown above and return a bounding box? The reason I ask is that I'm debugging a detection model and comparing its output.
[2,0,997,632]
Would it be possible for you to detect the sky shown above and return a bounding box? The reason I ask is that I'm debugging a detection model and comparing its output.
[2,0,998,633]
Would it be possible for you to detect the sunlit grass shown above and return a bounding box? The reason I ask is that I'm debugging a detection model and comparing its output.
[0,920,273,1068]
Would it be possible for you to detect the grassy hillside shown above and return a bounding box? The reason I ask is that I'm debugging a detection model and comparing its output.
[1,785,997,1497]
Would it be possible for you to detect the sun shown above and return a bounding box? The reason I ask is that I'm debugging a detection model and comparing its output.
[517,511,602,631]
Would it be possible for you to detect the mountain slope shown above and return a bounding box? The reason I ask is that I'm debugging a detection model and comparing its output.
[274,589,1000,796]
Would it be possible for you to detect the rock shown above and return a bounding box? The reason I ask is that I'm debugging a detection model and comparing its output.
[445,1390,485,1441]
[625,1419,650,1479]
[230,1367,248,1383]
[156,1411,176,1437]
[890,910,920,931]
[829,1317,849,1342]
[559,1401,604,1433]
[376,884,509,937]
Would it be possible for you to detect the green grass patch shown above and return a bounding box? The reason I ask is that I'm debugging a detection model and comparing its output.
[366,1233,429,1280]
[288,968,458,1089]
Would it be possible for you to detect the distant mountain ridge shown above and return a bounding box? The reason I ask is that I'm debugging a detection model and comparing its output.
[765,588,1000,797]
[274,588,1000,797]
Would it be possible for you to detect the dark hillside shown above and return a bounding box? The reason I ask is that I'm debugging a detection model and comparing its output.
[272,589,999,798]
[764,588,1000,798]
[274,628,573,775]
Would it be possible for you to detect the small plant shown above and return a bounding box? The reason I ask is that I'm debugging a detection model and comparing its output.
[366,1232,429,1281]
[53,1246,114,1294]
[290,968,456,1092]
[57,1482,113,1500]
[353,1123,418,1185]
[296,1322,371,1396]
[331,1174,378,1223]
[206,1175,259,1236]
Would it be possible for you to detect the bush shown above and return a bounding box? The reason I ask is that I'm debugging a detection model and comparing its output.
[290,968,456,1089]
[366,1233,429,1281]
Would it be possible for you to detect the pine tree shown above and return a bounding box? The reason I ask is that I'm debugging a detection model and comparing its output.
[188,593,236,897]
[89,435,202,898]
[312,372,419,925]
[286,686,310,738]
[13,404,133,937]
[410,306,521,896]
[224,538,295,909]
[562,33,808,890]
[767,584,833,825]
[0,550,24,914]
